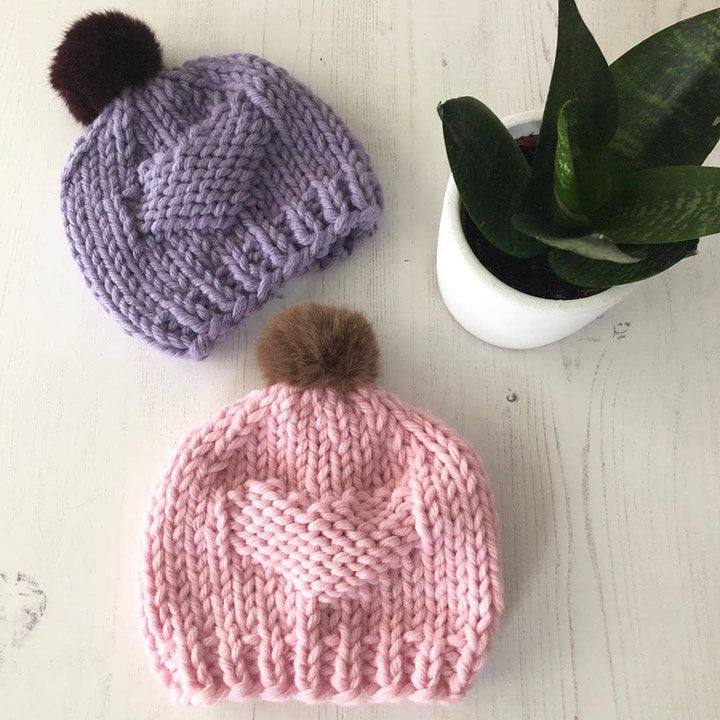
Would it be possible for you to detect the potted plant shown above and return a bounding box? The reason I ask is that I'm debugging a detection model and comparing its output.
[437,1,720,349]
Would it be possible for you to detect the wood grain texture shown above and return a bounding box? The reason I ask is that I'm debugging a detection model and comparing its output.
[1,0,719,718]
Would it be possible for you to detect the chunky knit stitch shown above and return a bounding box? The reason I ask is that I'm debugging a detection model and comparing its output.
[140,384,502,705]
[60,54,383,359]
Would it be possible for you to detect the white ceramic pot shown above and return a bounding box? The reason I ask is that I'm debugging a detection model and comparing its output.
[436,110,635,349]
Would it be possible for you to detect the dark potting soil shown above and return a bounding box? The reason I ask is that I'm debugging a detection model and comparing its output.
[459,133,601,300]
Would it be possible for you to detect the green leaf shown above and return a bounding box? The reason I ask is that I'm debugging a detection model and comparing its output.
[512,212,644,264]
[553,100,620,225]
[598,166,720,244]
[438,97,544,258]
[607,9,720,169]
[527,0,618,214]
[548,239,698,287]
[553,101,588,223]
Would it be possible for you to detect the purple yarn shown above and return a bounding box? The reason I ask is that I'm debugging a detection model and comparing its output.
[60,54,383,359]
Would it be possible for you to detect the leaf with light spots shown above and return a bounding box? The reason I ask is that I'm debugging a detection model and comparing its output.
[525,0,618,216]
[597,166,720,244]
[552,100,620,227]
[608,9,720,168]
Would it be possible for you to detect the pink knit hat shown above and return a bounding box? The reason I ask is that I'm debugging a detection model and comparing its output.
[140,303,502,705]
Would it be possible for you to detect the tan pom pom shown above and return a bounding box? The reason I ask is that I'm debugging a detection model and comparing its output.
[257,303,380,392]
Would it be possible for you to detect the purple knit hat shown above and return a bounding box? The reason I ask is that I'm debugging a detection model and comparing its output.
[51,12,383,359]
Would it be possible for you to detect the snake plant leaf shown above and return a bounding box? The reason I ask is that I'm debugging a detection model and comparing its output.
[607,9,720,169]
[553,100,620,225]
[554,101,588,223]
[438,97,544,258]
[597,166,720,244]
[548,239,698,287]
[527,0,618,215]
[512,212,644,264]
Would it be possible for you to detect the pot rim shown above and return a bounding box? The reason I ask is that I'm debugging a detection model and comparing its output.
[443,110,636,312]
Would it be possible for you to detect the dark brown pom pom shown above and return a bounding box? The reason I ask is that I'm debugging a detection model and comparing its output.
[257,303,381,392]
[49,11,162,124]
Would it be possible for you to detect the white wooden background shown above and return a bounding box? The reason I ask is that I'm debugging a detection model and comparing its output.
[1,0,719,718]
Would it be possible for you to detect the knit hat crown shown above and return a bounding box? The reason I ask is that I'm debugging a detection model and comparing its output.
[141,304,502,705]
[51,13,383,359]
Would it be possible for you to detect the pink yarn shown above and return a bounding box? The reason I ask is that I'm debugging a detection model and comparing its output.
[140,383,502,705]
